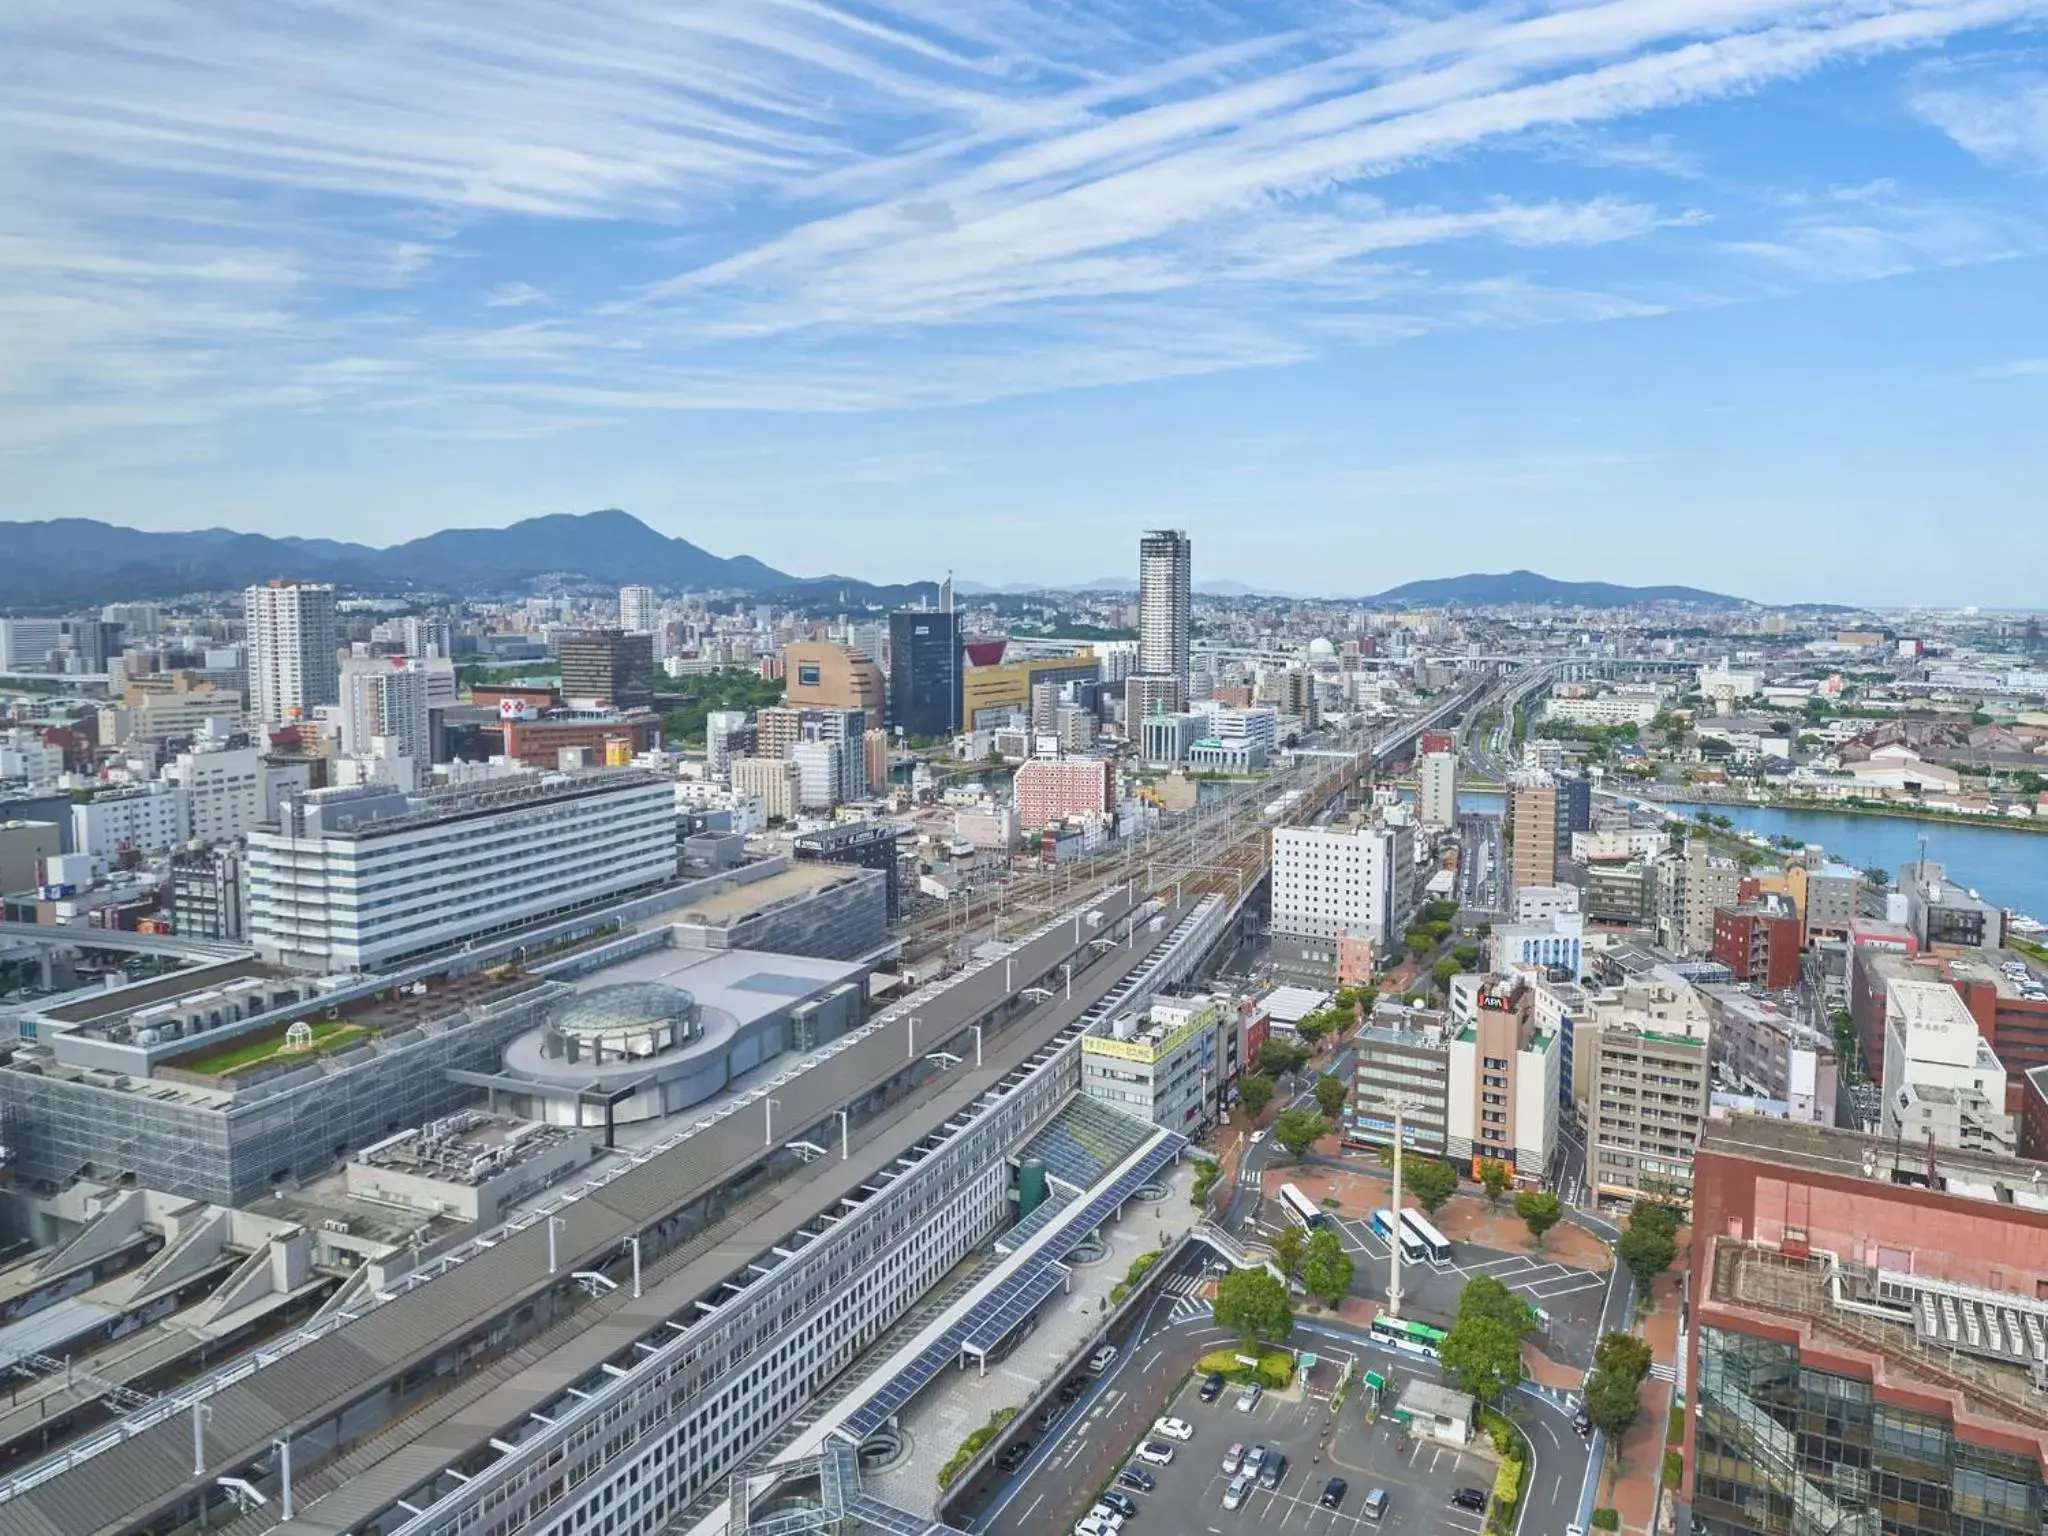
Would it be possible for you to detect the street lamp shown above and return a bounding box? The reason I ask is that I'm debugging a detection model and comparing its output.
[1366,1092,1427,1319]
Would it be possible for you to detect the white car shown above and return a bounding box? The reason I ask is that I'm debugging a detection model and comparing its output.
[1153,1416,1194,1441]
[1223,1474,1252,1510]
[1249,1130,1268,1145]
[1086,1505,1126,1530]
[1073,1521,1115,1536]
[1136,1440,1176,1466]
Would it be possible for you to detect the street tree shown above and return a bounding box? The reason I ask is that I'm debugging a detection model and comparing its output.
[1595,1331,1654,1384]
[1302,1228,1355,1307]
[1584,1366,1643,1440]
[1237,1074,1276,1124]
[1272,1107,1330,1163]
[1312,1073,1348,1123]
[1258,1038,1310,1078]
[1438,1315,1524,1404]
[1457,1274,1538,1338]
[1478,1159,1511,1203]
[1294,1011,1331,1051]
[1213,1267,1293,1350]
[1616,1219,1678,1293]
[1400,1155,1459,1215]
[1513,1190,1563,1248]
[1270,1222,1306,1281]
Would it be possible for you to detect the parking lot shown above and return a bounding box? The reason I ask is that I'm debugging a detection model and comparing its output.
[1096,1362,1500,1536]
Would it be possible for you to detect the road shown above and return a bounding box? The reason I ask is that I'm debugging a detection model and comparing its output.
[965,1240,1596,1536]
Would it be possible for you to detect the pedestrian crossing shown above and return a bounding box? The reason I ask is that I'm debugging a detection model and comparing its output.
[1161,1272,1210,1325]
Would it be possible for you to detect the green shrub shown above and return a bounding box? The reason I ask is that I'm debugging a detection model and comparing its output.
[1591,1509,1620,1530]
[1190,1157,1222,1207]
[936,1406,1016,1488]
[1110,1248,1164,1305]
[1196,1345,1295,1388]
[1475,1406,1528,1463]
[1663,1449,1683,1487]
[1670,1402,1686,1441]
[1492,1459,1522,1506]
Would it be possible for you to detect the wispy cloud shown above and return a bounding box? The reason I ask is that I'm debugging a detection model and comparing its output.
[1912,71,2048,169]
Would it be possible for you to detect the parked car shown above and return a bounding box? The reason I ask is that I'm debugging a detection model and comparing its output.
[1222,1474,1252,1511]
[1242,1444,1267,1478]
[1073,1519,1115,1536]
[1153,1417,1194,1442]
[1084,1506,1124,1531]
[1320,1477,1348,1508]
[1116,1468,1156,1493]
[995,1441,1033,1473]
[1451,1486,1488,1511]
[1136,1441,1175,1466]
[1098,1491,1138,1519]
[1088,1346,1119,1374]
[1199,1372,1226,1402]
[1222,1442,1245,1475]
[1363,1487,1389,1521]
[1236,1383,1262,1412]
[1257,1451,1288,1489]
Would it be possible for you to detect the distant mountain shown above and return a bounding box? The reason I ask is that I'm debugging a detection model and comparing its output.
[1365,569,1746,609]
[0,511,793,607]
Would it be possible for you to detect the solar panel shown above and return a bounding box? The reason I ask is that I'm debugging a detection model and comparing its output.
[961,1262,1066,1353]
[845,1492,952,1534]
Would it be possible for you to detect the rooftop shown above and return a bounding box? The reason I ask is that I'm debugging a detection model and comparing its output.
[667,861,876,930]
[1699,1116,2048,1205]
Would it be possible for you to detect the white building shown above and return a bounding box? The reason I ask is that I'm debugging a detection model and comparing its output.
[1190,700,1279,758]
[245,581,339,724]
[706,711,751,779]
[73,783,191,865]
[1080,994,1222,1133]
[1271,820,1414,951]
[1417,748,1458,829]
[1513,884,1580,923]
[1571,828,1670,862]
[733,757,801,823]
[1544,694,1659,728]
[792,739,845,812]
[1879,978,2016,1156]
[164,745,267,844]
[339,656,434,765]
[0,619,66,671]
[246,772,676,971]
[619,585,658,635]
[0,730,65,786]
[1494,910,1586,979]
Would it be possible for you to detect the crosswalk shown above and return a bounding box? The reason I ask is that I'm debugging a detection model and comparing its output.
[1161,1272,1210,1325]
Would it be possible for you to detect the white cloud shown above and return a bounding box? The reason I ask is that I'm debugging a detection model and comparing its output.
[1912,73,2048,168]
[483,282,551,309]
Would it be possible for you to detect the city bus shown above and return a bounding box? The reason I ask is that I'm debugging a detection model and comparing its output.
[1369,1314,1449,1357]
[1276,1183,1328,1232]
[1369,1209,1427,1263]
[1398,1208,1453,1265]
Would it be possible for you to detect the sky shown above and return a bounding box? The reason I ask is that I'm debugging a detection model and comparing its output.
[3,0,2046,606]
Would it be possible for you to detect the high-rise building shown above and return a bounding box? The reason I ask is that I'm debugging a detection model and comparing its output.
[801,708,870,804]
[1552,772,1592,876]
[245,581,339,724]
[619,585,658,635]
[1418,748,1459,829]
[1137,529,1191,684]
[339,656,434,766]
[791,740,844,812]
[1271,820,1414,953]
[1013,756,1116,829]
[1583,973,1712,1202]
[170,844,244,941]
[1124,672,1185,727]
[165,744,268,844]
[784,642,886,733]
[754,706,805,764]
[732,757,801,822]
[705,711,753,778]
[558,629,655,710]
[887,609,960,738]
[1880,978,2015,1156]
[1508,772,1557,893]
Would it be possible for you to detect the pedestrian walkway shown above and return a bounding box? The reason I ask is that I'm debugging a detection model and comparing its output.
[1160,1271,1210,1325]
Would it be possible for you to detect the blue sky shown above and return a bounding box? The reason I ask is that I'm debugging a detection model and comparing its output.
[3,0,2046,605]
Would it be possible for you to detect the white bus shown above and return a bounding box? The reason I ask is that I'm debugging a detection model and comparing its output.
[1370,1208,1426,1262]
[1398,1208,1452,1264]
[1277,1183,1329,1232]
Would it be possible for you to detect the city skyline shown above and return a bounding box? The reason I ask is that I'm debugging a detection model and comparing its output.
[5,0,2047,606]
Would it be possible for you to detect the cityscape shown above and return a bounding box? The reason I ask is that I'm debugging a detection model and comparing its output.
[6,2,2048,1534]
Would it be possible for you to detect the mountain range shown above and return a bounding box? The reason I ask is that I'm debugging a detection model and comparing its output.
[0,512,1745,610]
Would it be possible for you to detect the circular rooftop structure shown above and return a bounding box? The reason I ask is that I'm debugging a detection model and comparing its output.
[545,982,702,1060]
[1307,636,1338,663]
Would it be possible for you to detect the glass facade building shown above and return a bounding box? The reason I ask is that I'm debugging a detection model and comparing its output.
[887,609,960,738]
[1696,1324,2048,1536]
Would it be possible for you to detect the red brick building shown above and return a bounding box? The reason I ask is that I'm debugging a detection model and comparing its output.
[500,710,661,770]
[1013,756,1115,829]
[1711,899,1803,990]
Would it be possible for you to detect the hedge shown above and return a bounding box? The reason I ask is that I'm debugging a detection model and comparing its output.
[936,1406,1016,1489]
[1591,1509,1620,1530]
[1110,1249,1164,1306]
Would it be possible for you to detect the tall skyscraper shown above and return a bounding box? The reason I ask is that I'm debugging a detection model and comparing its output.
[619,585,658,635]
[559,630,655,709]
[245,581,339,724]
[1418,748,1459,829]
[888,608,960,738]
[1137,529,1192,684]
[339,656,434,765]
[1508,771,1558,893]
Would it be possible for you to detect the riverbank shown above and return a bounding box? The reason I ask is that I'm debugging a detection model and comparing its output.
[1629,791,2048,836]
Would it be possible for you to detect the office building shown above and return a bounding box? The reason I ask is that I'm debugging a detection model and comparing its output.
[791,739,844,811]
[619,584,658,635]
[1712,898,1804,990]
[399,614,454,659]
[755,704,805,764]
[1418,747,1458,829]
[1014,756,1116,828]
[1880,977,2016,1156]
[1494,907,1585,979]
[1348,1002,1454,1157]
[245,772,676,971]
[0,618,66,671]
[1688,1117,2048,1536]
[1444,977,1559,1183]
[1697,985,1836,1124]
[960,652,1099,730]
[1139,709,1202,767]
[793,821,902,924]
[1137,528,1191,684]
[73,783,191,865]
[1552,772,1592,873]
[339,655,434,765]
[170,844,245,941]
[558,629,656,710]
[1081,995,1222,1134]
[1124,672,1186,728]
[1676,838,1745,957]
[706,710,752,778]
[1585,859,1653,924]
[1584,971,1713,1203]
[1271,819,1414,953]
[733,756,802,822]
[1508,772,1558,892]
[501,709,661,771]
[164,744,268,844]
[888,608,960,738]
[802,706,873,802]
[245,581,339,724]
[1899,860,2007,951]
[0,819,60,895]
[1795,860,1861,944]
[784,641,886,733]
[0,731,65,786]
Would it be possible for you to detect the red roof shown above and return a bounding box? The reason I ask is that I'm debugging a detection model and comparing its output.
[964,640,1008,667]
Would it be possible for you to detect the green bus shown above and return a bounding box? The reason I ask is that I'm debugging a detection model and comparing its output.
[1369,1314,1449,1357]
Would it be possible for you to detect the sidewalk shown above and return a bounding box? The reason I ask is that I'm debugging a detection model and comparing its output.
[1601,1226,1689,1536]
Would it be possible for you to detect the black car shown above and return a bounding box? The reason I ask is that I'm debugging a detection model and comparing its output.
[1451,1486,1489,1511]
[1199,1372,1226,1403]
[1116,1468,1156,1493]
[1098,1490,1138,1518]
[1320,1477,1348,1509]
[995,1441,1032,1473]
[1573,1406,1593,1438]
[1257,1450,1289,1489]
